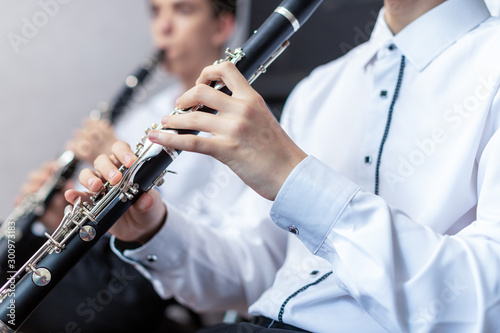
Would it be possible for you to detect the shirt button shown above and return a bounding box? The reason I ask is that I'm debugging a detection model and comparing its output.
[388,43,396,51]
[288,225,299,235]
[364,156,372,165]
[146,254,158,262]
[380,90,388,99]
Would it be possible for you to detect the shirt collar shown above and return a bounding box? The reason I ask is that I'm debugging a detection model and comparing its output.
[361,0,491,71]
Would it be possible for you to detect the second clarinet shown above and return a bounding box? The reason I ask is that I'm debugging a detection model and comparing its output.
[0,50,164,282]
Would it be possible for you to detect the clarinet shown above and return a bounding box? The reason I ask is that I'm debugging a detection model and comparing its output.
[0,50,164,281]
[0,0,323,331]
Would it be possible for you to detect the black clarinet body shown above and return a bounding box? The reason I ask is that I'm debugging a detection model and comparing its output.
[0,150,78,275]
[0,51,163,282]
[0,147,175,331]
[107,50,164,123]
[0,0,323,331]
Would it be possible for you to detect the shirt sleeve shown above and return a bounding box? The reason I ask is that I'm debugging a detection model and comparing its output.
[270,140,500,332]
[111,188,287,313]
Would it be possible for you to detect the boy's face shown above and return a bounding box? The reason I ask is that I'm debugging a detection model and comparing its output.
[150,0,229,79]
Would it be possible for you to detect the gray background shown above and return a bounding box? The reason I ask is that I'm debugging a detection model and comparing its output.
[0,0,155,218]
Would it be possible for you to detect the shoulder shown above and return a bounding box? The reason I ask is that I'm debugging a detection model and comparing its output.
[285,41,370,107]
[462,16,500,56]
[280,43,370,135]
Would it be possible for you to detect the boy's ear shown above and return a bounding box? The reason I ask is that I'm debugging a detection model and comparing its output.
[212,12,236,47]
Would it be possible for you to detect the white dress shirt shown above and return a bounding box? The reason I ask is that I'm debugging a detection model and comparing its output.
[485,0,500,15]
[114,0,500,331]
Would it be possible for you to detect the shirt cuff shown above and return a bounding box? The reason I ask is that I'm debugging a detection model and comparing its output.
[270,155,360,254]
[110,201,190,271]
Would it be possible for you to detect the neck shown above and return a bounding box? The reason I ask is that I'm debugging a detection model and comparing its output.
[180,49,223,91]
[384,0,446,34]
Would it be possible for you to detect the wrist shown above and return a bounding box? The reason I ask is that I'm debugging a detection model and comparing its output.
[270,148,307,200]
[135,204,167,245]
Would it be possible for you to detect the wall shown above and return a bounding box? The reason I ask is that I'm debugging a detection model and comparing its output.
[0,0,154,219]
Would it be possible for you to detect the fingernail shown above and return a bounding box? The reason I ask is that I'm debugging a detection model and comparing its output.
[66,191,76,203]
[124,153,135,165]
[161,115,169,124]
[148,131,159,142]
[175,98,180,107]
[88,178,97,190]
[108,170,118,180]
